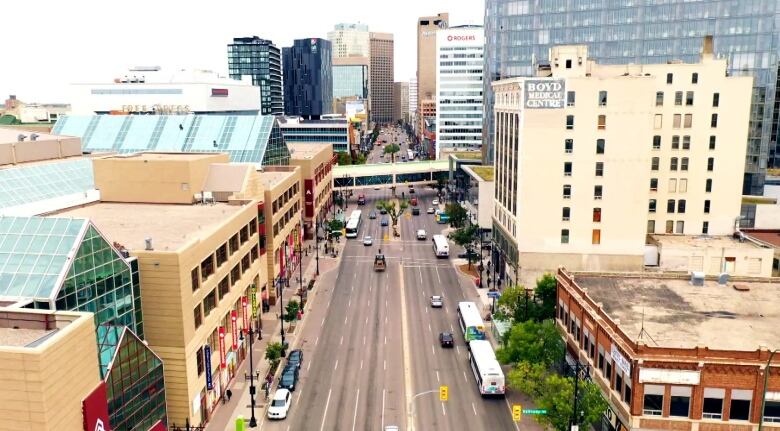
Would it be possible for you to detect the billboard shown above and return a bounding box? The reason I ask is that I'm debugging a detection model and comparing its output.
[82,381,111,431]
[204,345,213,390]
[346,100,366,119]
[523,79,566,109]
[304,179,315,218]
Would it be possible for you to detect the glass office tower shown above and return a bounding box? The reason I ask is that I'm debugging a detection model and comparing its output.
[228,37,284,116]
[484,0,780,201]
[333,64,369,99]
[283,38,333,119]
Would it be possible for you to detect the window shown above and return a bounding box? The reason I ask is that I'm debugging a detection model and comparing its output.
[565,138,574,153]
[216,243,228,267]
[203,289,217,316]
[709,135,716,150]
[666,73,673,84]
[692,72,699,84]
[241,253,250,274]
[654,114,663,129]
[707,157,714,171]
[196,346,204,375]
[672,136,680,149]
[666,220,674,233]
[230,264,240,286]
[567,91,576,107]
[667,199,676,213]
[651,157,660,171]
[702,389,725,419]
[596,139,605,154]
[218,276,230,299]
[702,221,709,234]
[563,185,571,199]
[249,219,258,236]
[562,207,571,221]
[679,179,687,192]
[229,234,239,254]
[566,115,574,129]
[712,92,720,107]
[594,185,603,200]
[670,157,678,171]
[240,225,249,244]
[711,114,718,127]
[598,346,605,370]
[598,90,608,107]
[565,59,572,69]
[678,199,686,213]
[686,91,694,106]
[625,380,633,406]
[191,268,200,292]
[643,385,664,415]
[595,162,604,176]
[673,114,681,128]
[704,200,711,213]
[194,305,203,329]
[592,229,601,245]
[564,162,572,176]
[675,91,683,106]
[730,390,752,421]
[649,199,657,213]
[615,370,624,395]
[763,402,780,423]
[652,135,661,149]
[684,114,692,128]
[682,136,690,150]
[201,255,214,281]
[655,91,664,106]
[561,229,570,244]
[650,178,658,191]
[647,220,656,233]
[669,179,677,193]
[597,115,606,130]
[706,179,712,192]
[676,220,685,234]
[681,157,689,171]
[670,386,692,418]
[593,208,601,222]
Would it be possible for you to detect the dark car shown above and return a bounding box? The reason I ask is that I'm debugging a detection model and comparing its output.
[439,332,454,348]
[412,207,420,215]
[457,250,481,260]
[279,365,299,391]
[381,217,389,227]
[287,349,304,370]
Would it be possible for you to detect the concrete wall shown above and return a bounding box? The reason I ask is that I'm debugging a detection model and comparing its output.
[262,168,303,302]
[656,242,774,277]
[0,137,81,166]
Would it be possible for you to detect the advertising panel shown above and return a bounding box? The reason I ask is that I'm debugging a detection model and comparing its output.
[523,79,566,109]
[82,381,111,431]
[204,345,213,390]
[242,296,249,332]
[230,311,238,350]
[251,285,258,319]
[218,327,226,369]
[305,179,315,218]
[345,100,367,119]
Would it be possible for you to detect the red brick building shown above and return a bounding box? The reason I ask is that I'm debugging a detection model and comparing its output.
[556,268,780,431]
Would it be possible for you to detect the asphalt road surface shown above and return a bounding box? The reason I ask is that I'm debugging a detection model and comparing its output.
[369,126,413,164]
[263,188,517,430]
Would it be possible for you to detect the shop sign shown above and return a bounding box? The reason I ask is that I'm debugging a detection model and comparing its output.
[218,327,226,368]
[305,179,315,217]
[610,345,631,375]
[251,286,258,319]
[204,345,213,390]
[231,311,238,350]
[82,381,111,431]
[639,368,700,385]
[242,296,249,331]
[211,88,229,97]
[524,79,566,109]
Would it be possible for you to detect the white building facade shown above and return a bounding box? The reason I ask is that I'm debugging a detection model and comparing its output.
[70,67,261,115]
[435,26,484,159]
[327,23,370,59]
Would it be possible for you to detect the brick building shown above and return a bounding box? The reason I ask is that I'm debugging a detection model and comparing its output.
[556,268,780,431]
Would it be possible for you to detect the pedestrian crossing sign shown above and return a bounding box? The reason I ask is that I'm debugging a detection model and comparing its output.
[439,385,448,401]
[512,404,522,421]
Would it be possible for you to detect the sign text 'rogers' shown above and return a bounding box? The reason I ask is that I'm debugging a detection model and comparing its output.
[524,79,566,109]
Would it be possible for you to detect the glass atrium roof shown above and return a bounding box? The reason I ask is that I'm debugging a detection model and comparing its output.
[53,114,288,164]
[0,159,95,210]
[0,217,86,300]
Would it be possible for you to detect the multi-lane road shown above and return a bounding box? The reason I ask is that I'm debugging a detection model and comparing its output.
[368,126,414,164]
[263,185,517,430]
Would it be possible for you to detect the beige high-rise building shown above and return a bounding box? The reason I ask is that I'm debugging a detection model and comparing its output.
[492,40,752,279]
[327,23,370,59]
[416,13,448,143]
[393,81,409,123]
[369,32,394,124]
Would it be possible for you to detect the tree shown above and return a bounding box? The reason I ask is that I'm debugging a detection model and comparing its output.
[534,273,557,321]
[448,224,479,269]
[383,143,401,163]
[265,342,284,371]
[353,152,367,165]
[376,199,408,236]
[494,284,535,323]
[337,152,352,165]
[444,202,468,228]
[496,320,564,367]
[370,124,380,144]
[435,177,446,195]
[284,300,300,323]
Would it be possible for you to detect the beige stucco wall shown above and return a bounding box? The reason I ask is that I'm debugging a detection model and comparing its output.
[0,137,82,166]
[656,242,774,277]
[290,144,334,225]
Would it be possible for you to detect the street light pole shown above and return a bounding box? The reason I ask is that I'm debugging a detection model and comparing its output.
[759,349,779,431]
[242,326,260,427]
[315,219,320,276]
[279,244,287,357]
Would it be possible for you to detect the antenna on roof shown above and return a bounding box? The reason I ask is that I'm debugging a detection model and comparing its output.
[637,308,658,346]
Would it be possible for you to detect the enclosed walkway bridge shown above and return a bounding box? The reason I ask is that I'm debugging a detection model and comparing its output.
[332,160,450,189]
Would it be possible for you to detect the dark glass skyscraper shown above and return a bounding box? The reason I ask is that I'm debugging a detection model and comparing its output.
[283,38,333,119]
[228,36,284,115]
[484,0,780,198]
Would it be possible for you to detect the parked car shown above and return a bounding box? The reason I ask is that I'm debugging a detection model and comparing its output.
[432,199,439,205]
[287,349,303,370]
[363,236,373,246]
[381,217,389,227]
[439,332,454,347]
[267,389,292,419]
[457,250,481,260]
[279,365,299,391]
[430,295,443,308]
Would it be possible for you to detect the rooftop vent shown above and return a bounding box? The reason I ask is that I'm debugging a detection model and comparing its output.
[30,133,39,141]
[17,134,26,142]
[690,271,705,286]
[144,237,154,251]
[718,272,730,285]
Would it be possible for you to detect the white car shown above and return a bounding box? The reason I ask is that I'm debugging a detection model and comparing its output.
[430,295,443,308]
[427,207,435,214]
[374,186,381,190]
[432,199,439,205]
[363,236,373,246]
[267,388,292,420]
[417,229,427,240]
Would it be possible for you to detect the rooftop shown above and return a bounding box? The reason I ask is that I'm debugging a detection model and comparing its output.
[572,273,780,351]
[466,166,494,182]
[650,234,768,250]
[104,152,221,161]
[744,230,780,248]
[258,170,294,188]
[0,327,56,347]
[288,143,331,160]
[0,127,62,144]
[449,151,482,160]
[50,201,246,251]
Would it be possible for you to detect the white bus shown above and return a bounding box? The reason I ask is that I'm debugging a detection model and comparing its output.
[457,301,486,342]
[345,210,362,238]
[468,340,506,397]
[432,234,449,257]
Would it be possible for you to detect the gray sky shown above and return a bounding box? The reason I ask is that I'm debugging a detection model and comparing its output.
[2,0,484,103]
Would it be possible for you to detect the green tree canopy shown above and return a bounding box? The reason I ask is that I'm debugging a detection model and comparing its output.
[494,284,533,323]
[444,202,468,228]
[376,199,408,231]
[435,177,446,194]
[496,319,564,367]
[336,152,352,165]
[534,273,557,321]
[448,224,479,268]
[383,143,401,163]
[265,341,284,370]
[284,300,300,322]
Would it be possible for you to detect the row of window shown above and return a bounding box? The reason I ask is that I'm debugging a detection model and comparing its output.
[563,161,604,177]
[647,219,688,234]
[565,114,606,130]
[272,183,299,213]
[650,178,713,194]
[272,201,301,237]
[565,87,719,109]
[191,218,258,291]
[195,283,255,376]
[562,184,602,199]
[560,228,602,244]
[653,113,719,129]
[561,207,602,223]
[651,157,714,171]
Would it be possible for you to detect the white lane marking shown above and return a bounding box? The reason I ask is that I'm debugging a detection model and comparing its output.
[418,268,423,284]
[319,388,332,431]
[334,360,339,371]
[363,335,366,345]
[505,397,522,431]
[354,272,357,279]
[351,389,361,431]
[428,323,431,333]
[316,336,319,346]
[296,389,303,405]
[463,371,468,382]
[348,299,351,307]
[307,361,311,371]
[472,402,477,416]
[340,335,344,345]
[450,323,454,332]
[436,267,441,284]
[456,345,460,355]
[425,307,428,314]
[368,299,371,307]
[436,370,440,382]
[441,403,446,416]
[431,344,436,356]
[384,359,386,370]
[286,426,290,431]
[384,335,387,345]
[351,285,354,292]
[361,359,363,370]
[344,315,348,324]
[385,299,387,309]
[385,315,388,324]
[382,388,386,430]
[366,316,369,326]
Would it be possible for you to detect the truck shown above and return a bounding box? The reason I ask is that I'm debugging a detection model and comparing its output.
[357,194,366,205]
[374,250,387,272]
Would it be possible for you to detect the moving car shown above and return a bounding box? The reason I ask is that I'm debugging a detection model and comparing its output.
[369,210,377,219]
[432,199,439,205]
[357,194,366,205]
[412,207,420,215]
[267,389,292,419]
[417,229,427,240]
[427,207,435,214]
[439,332,454,347]
[410,197,418,206]
[374,251,387,272]
[457,250,481,260]
[374,186,381,190]
[381,217,389,226]
[379,207,388,215]
[430,295,443,308]
[279,365,299,391]
[287,349,303,370]
[363,236,373,246]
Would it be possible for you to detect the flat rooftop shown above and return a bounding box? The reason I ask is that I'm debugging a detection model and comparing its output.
[0,327,56,347]
[0,127,62,144]
[745,230,780,248]
[103,152,224,161]
[572,274,780,351]
[258,170,295,188]
[50,201,244,251]
[650,234,767,250]
[467,166,494,182]
[288,143,330,159]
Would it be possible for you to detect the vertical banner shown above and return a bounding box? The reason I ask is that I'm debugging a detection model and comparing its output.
[230,311,238,350]
[304,179,315,217]
[218,327,226,369]
[82,381,110,431]
[204,345,213,390]
[251,285,258,319]
[242,296,249,332]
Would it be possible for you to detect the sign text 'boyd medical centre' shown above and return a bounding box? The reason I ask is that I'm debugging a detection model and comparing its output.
[524,79,566,109]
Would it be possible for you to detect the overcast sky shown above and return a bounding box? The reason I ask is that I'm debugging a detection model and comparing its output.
[1,0,484,103]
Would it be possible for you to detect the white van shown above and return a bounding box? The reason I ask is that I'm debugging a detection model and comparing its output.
[417,229,427,240]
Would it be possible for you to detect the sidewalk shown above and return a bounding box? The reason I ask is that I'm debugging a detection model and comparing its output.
[204,234,346,430]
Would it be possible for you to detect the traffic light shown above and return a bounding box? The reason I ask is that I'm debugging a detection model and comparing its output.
[512,404,522,422]
[439,385,448,401]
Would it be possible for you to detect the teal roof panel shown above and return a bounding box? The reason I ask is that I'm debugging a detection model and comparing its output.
[0,159,95,210]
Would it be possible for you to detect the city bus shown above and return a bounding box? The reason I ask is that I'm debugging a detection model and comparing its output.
[435,209,450,224]
[345,210,362,238]
[468,340,506,397]
[457,301,486,342]
[432,234,449,258]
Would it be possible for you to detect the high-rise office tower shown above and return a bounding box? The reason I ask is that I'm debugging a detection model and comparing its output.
[332,56,369,114]
[283,38,333,119]
[416,13,449,157]
[327,23,370,58]
[435,25,484,159]
[409,77,418,117]
[393,81,409,123]
[369,32,394,124]
[227,36,283,115]
[483,0,780,205]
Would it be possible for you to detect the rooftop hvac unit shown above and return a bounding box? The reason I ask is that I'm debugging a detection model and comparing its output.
[718,273,730,285]
[144,237,154,251]
[30,133,39,141]
[690,271,705,286]
[203,191,214,204]
[17,134,27,142]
